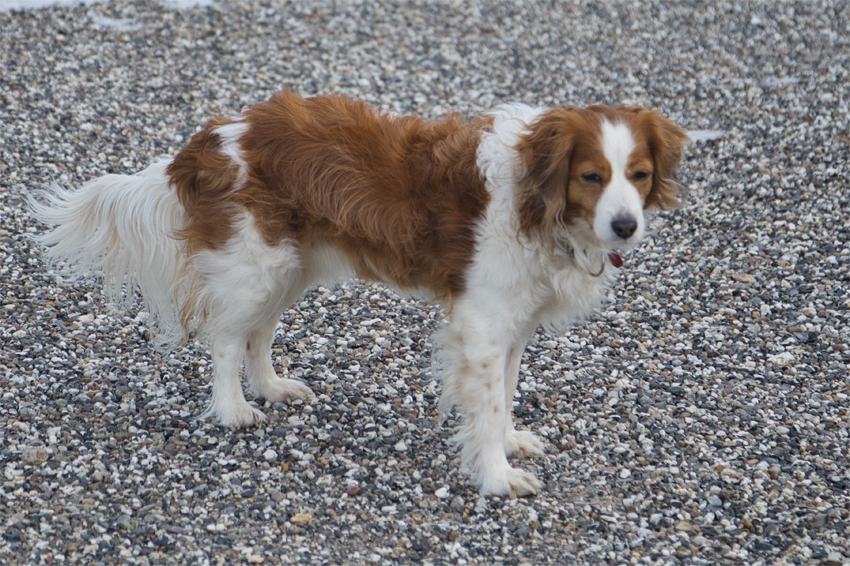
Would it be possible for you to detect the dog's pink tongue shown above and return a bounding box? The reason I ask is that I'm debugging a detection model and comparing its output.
[609,252,623,268]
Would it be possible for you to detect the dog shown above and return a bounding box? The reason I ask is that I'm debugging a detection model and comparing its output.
[30,90,687,496]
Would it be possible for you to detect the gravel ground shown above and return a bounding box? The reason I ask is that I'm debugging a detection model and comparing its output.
[1,0,849,564]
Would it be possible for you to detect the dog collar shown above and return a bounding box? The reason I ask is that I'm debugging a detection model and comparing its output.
[581,251,623,278]
[558,239,624,277]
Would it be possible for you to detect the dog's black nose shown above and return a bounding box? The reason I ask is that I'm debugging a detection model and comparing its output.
[611,217,637,239]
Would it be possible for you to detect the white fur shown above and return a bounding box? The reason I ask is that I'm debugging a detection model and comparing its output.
[214,121,250,189]
[26,160,188,345]
[594,120,645,246]
[191,212,313,426]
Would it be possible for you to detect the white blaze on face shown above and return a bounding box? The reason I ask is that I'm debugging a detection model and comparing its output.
[593,120,646,247]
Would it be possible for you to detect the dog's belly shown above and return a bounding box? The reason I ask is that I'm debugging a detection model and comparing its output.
[299,238,436,303]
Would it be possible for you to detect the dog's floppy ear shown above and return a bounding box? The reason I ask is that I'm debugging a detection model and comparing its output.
[638,110,689,210]
[515,108,583,241]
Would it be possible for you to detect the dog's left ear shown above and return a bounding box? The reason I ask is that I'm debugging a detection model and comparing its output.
[638,110,689,210]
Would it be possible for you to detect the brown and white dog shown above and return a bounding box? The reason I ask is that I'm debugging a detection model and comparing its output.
[31,90,687,496]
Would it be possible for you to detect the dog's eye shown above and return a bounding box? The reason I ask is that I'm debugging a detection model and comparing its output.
[581,173,602,183]
[633,171,651,181]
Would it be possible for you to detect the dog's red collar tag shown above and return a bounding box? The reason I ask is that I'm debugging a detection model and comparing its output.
[608,252,623,268]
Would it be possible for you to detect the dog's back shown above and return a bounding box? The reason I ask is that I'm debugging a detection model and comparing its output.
[168,90,492,300]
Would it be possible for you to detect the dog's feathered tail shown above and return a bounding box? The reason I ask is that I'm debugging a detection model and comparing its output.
[27,159,188,345]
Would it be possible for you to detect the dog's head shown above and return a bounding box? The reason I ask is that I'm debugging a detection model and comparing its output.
[515,105,688,254]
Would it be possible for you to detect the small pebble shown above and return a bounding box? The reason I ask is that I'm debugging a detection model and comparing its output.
[450,496,465,512]
[21,447,49,465]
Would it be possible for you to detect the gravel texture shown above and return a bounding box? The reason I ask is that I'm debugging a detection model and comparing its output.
[2,0,850,564]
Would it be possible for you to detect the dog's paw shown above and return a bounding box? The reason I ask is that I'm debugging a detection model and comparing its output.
[478,466,542,498]
[505,429,545,459]
[202,401,268,428]
[254,378,314,403]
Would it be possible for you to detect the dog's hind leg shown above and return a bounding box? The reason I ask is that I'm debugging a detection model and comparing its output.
[203,329,266,427]
[203,284,310,427]
[193,213,308,427]
[244,285,313,405]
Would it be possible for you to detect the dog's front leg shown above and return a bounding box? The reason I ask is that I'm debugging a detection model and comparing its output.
[438,314,542,497]
[503,341,546,459]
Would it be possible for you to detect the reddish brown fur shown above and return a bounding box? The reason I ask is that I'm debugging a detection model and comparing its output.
[167,116,242,255]
[515,105,687,241]
[168,90,491,301]
[631,108,689,210]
